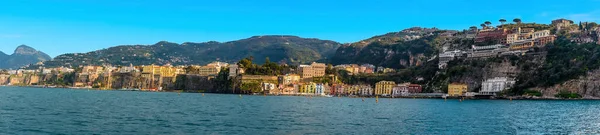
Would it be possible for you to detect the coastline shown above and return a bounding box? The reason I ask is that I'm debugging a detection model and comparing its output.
[3,85,597,100]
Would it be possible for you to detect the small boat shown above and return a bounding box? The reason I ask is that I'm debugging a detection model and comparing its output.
[324,95,334,98]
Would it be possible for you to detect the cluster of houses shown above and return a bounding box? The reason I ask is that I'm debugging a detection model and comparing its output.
[0,61,230,90]
[439,19,600,97]
[333,64,395,75]
[438,20,562,69]
[436,19,571,97]
[1,60,401,95]
[236,62,418,97]
[0,67,75,86]
[75,62,230,90]
[248,75,424,97]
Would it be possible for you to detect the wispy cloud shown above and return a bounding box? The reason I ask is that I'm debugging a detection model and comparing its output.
[538,12,549,17]
[0,34,22,38]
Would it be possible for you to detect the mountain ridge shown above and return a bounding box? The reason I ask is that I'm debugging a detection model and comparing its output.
[42,35,342,67]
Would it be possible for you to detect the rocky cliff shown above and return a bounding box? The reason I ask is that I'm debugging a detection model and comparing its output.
[533,69,600,99]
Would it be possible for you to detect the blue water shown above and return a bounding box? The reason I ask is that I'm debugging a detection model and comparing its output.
[1,87,600,134]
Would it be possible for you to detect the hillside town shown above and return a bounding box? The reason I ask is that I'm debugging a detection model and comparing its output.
[1,61,427,98]
[1,18,600,99]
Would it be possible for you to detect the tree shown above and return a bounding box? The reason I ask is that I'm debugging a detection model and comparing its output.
[213,68,231,93]
[499,19,507,25]
[513,18,522,24]
[265,57,271,64]
[585,22,598,30]
[238,57,253,68]
[480,24,487,29]
[469,26,477,30]
[513,18,522,28]
[325,64,335,75]
[484,21,492,27]
[240,82,261,94]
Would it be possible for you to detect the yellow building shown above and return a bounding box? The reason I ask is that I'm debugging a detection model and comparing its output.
[141,65,184,77]
[82,66,105,74]
[299,82,316,94]
[343,64,360,74]
[344,85,356,95]
[279,74,301,85]
[448,83,468,96]
[0,75,9,85]
[375,81,396,95]
[141,65,161,77]
[160,67,176,77]
[509,40,535,50]
[345,67,355,74]
[198,65,221,76]
[506,34,518,44]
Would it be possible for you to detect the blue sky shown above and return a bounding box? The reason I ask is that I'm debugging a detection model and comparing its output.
[1,0,599,57]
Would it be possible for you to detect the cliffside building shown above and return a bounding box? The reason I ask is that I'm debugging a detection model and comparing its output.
[448,83,468,97]
[480,77,515,95]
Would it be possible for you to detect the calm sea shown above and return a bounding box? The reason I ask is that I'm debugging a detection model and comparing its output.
[1,87,599,134]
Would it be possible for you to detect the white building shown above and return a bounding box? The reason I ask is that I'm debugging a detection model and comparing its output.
[468,44,509,58]
[359,85,373,96]
[41,68,53,74]
[392,84,409,96]
[262,83,276,92]
[472,44,505,51]
[315,83,325,96]
[119,64,139,73]
[438,50,465,69]
[532,30,551,39]
[480,77,515,95]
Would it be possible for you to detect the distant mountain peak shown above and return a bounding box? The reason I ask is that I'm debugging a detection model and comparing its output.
[14,45,38,55]
[0,45,52,69]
